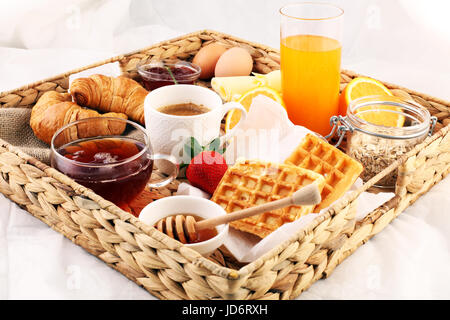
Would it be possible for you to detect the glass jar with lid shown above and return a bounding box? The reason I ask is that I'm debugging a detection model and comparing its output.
[326,95,437,188]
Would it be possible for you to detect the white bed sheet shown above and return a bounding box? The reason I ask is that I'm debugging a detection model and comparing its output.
[0,0,449,300]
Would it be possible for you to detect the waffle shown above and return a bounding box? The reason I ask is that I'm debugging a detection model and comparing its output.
[211,160,325,238]
[285,133,363,211]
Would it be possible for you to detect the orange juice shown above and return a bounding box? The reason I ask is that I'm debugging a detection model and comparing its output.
[281,34,341,136]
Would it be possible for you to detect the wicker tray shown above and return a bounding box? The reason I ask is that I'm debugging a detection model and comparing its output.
[0,30,449,300]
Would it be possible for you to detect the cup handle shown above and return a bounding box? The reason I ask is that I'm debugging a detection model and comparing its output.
[219,101,248,144]
[147,154,179,188]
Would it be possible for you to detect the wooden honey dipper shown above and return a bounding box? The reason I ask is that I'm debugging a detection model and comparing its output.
[154,183,321,244]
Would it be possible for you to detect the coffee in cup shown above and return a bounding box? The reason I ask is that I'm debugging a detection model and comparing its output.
[157,103,211,116]
[144,84,248,170]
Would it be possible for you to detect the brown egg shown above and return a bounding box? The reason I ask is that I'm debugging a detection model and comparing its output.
[192,42,228,79]
[214,47,253,77]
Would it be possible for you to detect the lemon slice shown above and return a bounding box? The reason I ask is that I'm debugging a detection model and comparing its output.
[225,86,285,132]
[340,77,405,127]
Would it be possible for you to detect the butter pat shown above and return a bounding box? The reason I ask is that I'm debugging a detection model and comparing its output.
[253,70,281,93]
[211,70,281,102]
[211,76,263,101]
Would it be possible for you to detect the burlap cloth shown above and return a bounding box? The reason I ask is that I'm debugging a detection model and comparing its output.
[0,108,51,164]
[0,108,149,166]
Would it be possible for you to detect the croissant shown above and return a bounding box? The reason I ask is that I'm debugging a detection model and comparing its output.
[70,74,148,124]
[30,91,128,145]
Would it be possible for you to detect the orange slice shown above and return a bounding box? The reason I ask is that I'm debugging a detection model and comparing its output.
[339,77,404,127]
[225,86,285,132]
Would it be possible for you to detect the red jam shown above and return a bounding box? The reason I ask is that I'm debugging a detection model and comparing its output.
[138,61,201,90]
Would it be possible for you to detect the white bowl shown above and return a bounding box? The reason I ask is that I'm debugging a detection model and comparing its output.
[138,195,229,256]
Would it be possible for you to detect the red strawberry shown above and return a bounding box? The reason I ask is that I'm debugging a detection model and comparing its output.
[186,151,228,195]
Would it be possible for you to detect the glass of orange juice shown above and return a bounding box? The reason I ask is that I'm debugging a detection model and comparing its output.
[280,3,344,136]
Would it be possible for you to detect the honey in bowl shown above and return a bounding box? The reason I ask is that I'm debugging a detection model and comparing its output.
[157,214,218,244]
[188,215,218,243]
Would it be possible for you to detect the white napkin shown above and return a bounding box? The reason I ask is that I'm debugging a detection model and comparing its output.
[224,95,312,164]
[225,178,394,263]
[176,94,395,262]
[176,182,210,198]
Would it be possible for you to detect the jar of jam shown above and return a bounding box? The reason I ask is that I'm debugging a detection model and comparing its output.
[325,95,437,188]
[137,59,201,90]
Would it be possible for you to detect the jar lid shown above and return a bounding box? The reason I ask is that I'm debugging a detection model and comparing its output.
[325,95,437,147]
[346,95,435,139]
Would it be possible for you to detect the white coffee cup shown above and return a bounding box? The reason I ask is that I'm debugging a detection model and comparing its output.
[144,84,247,167]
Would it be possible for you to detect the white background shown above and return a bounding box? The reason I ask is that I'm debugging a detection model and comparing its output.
[0,0,449,299]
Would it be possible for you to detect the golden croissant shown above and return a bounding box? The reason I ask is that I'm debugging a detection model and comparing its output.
[30,91,128,145]
[70,74,148,124]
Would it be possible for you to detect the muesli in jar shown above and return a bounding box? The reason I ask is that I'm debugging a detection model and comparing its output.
[326,95,436,187]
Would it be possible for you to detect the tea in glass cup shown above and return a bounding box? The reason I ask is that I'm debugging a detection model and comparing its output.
[50,117,178,215]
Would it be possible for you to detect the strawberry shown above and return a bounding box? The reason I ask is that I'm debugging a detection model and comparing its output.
[186,150,228,195]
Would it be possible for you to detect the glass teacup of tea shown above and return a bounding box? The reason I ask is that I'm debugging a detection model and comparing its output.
[50,117,178,215]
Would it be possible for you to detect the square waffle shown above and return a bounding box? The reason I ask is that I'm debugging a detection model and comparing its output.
[285,133,363,211]
[211,160,325,238]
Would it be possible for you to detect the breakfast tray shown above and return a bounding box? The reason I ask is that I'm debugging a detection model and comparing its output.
[0,30,449,300]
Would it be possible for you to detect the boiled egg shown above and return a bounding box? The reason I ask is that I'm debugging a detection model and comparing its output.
[192,42,228,79]
[214,47,253,77]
